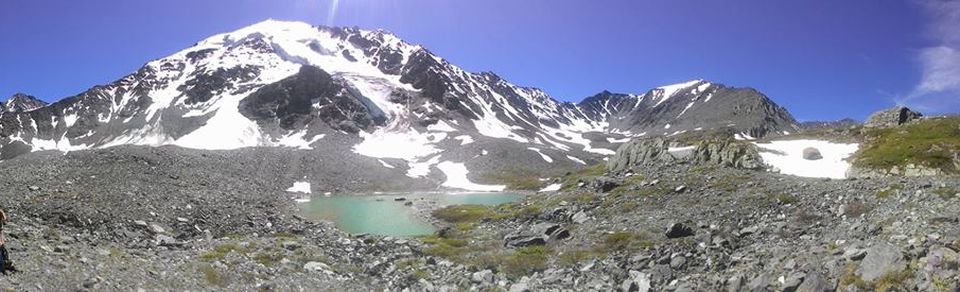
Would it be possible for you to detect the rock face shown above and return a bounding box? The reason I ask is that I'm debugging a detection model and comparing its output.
[864,106,922,128]
[608,137,765,172]
[691,140,765,169]
[802,147,822,160]
[607,137,676,172]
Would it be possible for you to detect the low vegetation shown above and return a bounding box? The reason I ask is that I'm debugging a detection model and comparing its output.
[853,117,960,173]
[481,169,543,190]
[559,164,607,191]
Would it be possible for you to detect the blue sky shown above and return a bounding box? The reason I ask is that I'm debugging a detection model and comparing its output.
[1,0,957,120]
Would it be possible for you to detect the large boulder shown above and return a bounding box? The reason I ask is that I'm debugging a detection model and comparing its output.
[856,242,906,282]
[504,223,570,247]
[802,147,823,160]
[864,106,922,128]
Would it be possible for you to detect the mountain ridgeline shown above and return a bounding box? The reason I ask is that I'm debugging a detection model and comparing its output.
[0,20,800,176]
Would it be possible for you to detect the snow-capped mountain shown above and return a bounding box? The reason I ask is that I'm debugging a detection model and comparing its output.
[579,80,799,138]
[1,93,48,113]
[0,20,800,189]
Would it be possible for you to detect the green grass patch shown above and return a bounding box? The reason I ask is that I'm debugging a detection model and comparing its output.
[767,193,798,205]
[933,187,957,200]
[854,117,960,173]
[875,183,904,199]
[481,169,543,191]
[603,231,654,251]
[559,164,607,191]
[200,243,251,262]
[432,205,495,223]
[199,264,227,287]
[500,246,551,278]
[557,249,600,267]
[711,174,752,193]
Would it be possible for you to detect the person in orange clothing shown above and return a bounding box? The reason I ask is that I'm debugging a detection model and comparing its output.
[0,209,17,274]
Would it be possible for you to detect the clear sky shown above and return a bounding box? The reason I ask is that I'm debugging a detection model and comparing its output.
[2,0,957,121]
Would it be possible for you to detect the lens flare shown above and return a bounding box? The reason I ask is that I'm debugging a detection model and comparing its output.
[326,0,340,26]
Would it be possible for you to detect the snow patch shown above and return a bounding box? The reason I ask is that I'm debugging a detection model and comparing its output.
[435,161,506,192]
[734,132,755,141]
[453,135,475,145]
[753,140,859,179]
[378,159,395,169]
[539,183,562,192]
[527,147,554,163]
[286,181,311,194]
[566,155,586,165]
[606,137,632,143]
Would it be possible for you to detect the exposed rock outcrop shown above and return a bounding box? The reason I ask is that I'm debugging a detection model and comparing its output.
[608,137,765,172]
[864,106,922,128]
[691,140,765,170]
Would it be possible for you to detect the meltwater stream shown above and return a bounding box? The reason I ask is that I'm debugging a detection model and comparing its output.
[297,192,524,237]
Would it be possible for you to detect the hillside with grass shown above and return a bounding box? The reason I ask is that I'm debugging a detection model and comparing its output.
[850,117,960,175]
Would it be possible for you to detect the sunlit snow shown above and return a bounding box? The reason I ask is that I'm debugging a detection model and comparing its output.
[435,161,506,192]
[286,181,312,194]
[754,139,859,179]
[539,183,562,192]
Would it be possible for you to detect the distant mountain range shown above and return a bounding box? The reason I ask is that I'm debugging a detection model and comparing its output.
[0,20,801,187]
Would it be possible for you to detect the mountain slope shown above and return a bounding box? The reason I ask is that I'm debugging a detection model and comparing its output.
[579,80,799,138]
[0,20,800,190]
[1,93,48,113]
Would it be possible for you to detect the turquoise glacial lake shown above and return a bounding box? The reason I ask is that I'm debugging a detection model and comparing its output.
[297,192,524,237]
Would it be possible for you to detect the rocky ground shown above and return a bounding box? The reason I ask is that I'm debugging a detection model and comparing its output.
[0,144,956,291]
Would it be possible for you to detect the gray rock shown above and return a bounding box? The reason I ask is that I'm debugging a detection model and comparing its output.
[620,270,651,292]
[155,234,179,246]
[609,137,766,172]
[607,137,677,172]
[666,222,694,238]
[148,223,166,234]
[571,211,589,224]
[586,176,622,192]
[725,275,744,292]
[303,261,331,272]
[670,256,687,269]
[781,272,805,292]
[842,247,867,260]
[748,273,773,291]
[864,106,922,128]
[508,282,529,292]
[281,241,301,250]
[856,242,906,282]
[802,147,822,160]
[504,223,570,247]
[471,269,494,284]
[691,139,766,170]
[796,273,833,292]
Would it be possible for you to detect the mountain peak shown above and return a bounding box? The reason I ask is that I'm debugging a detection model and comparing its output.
[2,93,47,113]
